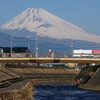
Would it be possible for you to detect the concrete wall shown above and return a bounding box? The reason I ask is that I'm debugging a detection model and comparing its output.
[87,68,100,86]
[77,65,100,91]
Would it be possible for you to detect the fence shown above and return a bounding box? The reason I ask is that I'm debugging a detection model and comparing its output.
[0,52,99,58]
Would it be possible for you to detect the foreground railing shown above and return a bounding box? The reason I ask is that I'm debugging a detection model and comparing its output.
[0,53,99,58]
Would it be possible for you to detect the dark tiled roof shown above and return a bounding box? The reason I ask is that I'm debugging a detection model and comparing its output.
[2,47,30,53]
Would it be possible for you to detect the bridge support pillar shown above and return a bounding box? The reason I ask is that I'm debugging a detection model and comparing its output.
[0,63,5,67]
[37,63,40,66]
[84,63,90,67]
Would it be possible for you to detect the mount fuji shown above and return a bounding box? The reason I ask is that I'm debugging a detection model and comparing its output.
[0,8,100,52]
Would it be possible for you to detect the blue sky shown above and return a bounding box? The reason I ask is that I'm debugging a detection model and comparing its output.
[0,0,100,35]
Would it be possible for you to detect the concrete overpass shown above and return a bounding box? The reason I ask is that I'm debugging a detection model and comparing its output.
[0,57,100,63]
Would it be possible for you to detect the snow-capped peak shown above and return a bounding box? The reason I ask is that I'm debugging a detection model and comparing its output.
[1,8,100,43]
[1,8,46,31]
[0,8,84,32]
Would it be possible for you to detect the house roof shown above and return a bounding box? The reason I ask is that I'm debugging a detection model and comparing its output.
[2,47,30,53]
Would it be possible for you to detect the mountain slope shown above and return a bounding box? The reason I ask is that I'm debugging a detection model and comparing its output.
[1,8,100,43]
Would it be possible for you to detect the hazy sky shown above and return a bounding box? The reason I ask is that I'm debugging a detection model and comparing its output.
[0,0,100,35]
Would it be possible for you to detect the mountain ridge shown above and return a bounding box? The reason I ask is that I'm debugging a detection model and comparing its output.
[0,8,100,43]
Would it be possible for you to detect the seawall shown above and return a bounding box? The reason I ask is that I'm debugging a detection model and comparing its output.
[77,65,100,91]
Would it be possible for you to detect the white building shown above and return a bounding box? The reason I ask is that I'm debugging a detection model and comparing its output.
[73,49,93,57]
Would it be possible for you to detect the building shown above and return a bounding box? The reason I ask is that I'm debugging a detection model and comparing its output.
[92,49,100,58]
[2,47,31,58]
[73,49,93,58]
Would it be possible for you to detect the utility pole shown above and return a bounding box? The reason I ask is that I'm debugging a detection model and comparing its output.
[71,39,74,57]
[11,36,13,54]
[35,34,38,57]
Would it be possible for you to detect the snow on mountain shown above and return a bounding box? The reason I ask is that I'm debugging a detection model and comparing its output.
[1,8,100,43]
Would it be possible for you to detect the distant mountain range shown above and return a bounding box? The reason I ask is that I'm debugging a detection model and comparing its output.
[0,8,100,52]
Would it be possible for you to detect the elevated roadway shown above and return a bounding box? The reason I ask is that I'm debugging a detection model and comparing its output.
[0,57,100,63]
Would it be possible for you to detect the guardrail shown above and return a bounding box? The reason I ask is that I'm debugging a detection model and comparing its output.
[0,53,99,58]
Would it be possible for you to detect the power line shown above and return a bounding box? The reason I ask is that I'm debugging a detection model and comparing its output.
[0,32,100,49]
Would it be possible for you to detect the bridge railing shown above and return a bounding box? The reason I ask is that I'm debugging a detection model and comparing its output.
[0,53,69,58]
[0,53,99,58]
